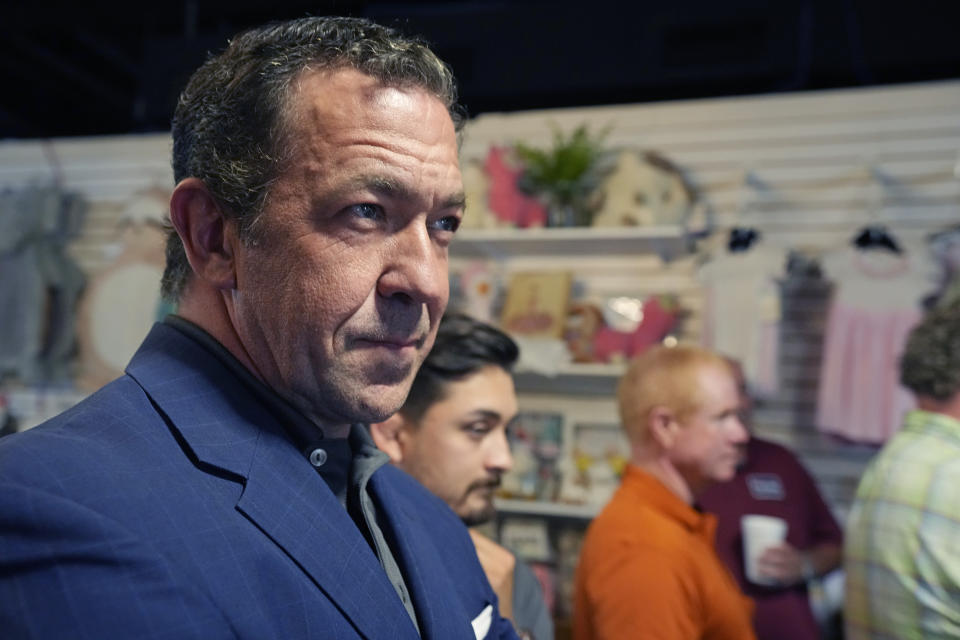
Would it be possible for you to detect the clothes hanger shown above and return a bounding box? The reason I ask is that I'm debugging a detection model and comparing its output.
[852,225,901,253]
[851,163,901,254]
[727,168,762,252]
[728,227,760,252]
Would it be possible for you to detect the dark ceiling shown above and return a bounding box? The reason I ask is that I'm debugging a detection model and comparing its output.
[2,0,959,139]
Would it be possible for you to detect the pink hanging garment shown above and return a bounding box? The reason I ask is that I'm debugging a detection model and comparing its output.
[815,246,937,444]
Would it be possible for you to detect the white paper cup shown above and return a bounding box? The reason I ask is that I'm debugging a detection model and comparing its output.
[741,514,787,585]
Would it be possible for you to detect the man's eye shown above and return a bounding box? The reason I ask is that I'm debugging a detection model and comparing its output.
[431,215,461,233]
[348,203,383,220]
[465,422,491,438]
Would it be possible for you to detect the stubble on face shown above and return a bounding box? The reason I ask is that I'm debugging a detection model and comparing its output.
[400,442,505,525]
[400,367,517,524]
[453,469,509,526]
[228,68,462,429]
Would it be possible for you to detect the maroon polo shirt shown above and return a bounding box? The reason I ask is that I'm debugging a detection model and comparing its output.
[698,437,843,640]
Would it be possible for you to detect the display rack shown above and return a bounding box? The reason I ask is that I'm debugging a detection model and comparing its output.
[452,225,689,260]
[512,362,625,395]
[451,223,692,629]
[495,498,600,520]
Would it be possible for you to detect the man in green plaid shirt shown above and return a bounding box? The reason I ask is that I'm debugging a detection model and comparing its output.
[844,302,960,639]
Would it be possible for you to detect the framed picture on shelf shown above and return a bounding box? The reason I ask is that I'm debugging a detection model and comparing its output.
[499,411,565,502]
[500,271,572,339]
[499,517,552,562]
[448,260,504,324]
[558,422,629,506]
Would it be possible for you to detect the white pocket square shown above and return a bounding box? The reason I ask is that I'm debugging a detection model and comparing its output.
[470,604,493,640]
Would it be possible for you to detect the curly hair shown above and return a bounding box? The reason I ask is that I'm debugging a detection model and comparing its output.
[161,15,464,301]
[900,303,960,401]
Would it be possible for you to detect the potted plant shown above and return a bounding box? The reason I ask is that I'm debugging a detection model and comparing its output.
[514,123,611,227]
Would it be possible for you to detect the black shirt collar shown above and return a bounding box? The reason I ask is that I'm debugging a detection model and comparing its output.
[163,314,326,451]
[161,315,389,503]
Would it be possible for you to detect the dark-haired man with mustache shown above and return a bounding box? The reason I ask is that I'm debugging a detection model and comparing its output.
[373,313,553,640]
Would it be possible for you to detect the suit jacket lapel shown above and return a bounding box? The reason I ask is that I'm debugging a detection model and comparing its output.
[237,438,418,640]
[371,470,476,639]
[126,324,418,640]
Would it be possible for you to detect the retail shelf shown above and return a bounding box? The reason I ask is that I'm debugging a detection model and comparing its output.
[513,362,626,395]
[495,498,601,520]
[517,362,626,377]
[451,225,688,260]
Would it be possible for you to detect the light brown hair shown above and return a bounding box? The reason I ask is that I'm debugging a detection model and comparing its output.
[617,344,731,444]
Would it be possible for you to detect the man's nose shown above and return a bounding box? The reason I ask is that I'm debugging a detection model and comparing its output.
[730,415,750,443]
[376,222,447,311]
[486,429,513,474]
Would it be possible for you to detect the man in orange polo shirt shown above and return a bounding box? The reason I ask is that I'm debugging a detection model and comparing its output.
[574,345,756,640]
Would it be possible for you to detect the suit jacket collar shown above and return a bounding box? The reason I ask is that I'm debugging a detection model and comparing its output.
[125,323,420,639]
[371,468,480,639]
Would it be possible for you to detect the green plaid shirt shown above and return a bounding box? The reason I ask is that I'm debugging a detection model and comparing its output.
[844,410,960,639]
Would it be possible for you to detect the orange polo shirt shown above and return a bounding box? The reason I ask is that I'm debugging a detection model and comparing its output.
[574,466,756,640]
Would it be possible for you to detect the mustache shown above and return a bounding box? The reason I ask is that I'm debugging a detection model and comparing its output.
[467,475,503,492]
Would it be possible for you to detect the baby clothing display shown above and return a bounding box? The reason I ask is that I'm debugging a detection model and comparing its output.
[699,242,787,398]
[815,244,938,443]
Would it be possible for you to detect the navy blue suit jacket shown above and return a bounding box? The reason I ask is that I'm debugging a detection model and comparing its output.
[0,323,517,639]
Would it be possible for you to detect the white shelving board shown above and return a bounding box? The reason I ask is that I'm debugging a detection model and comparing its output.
[513,362,625,395]
[518,362,625,377]
[495,498,600,520]
[451,225,689,260]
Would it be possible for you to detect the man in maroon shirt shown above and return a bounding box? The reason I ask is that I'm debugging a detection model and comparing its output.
[699,359,843,640]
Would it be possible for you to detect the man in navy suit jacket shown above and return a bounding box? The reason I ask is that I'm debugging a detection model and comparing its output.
[0,16,517,640]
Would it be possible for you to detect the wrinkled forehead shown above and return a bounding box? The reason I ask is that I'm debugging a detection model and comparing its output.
[282,65,452,128]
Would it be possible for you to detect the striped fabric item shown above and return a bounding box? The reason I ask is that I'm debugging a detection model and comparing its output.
[844,410,960,639]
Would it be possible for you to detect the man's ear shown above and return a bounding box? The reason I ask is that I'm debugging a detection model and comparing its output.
[648,406,679,450]
[169,177,237,290]
[370,413,412,464]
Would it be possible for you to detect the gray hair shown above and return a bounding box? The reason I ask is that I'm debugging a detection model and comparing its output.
[161,15,464,301]
[900,303,960,401]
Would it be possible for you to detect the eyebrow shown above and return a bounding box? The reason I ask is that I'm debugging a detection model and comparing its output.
[341,174,466,211]
[442,191,467,211]
[463,409,504,423]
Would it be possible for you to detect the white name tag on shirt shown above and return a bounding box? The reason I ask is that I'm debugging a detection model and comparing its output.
[746,473,785,500]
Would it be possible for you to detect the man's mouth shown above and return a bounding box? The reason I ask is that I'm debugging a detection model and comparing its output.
[355,334,424,352]
[468,477,502,493]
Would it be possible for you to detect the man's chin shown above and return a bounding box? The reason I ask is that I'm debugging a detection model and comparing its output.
[459,502,497,528]
[352,385,414,423]
[713,465,739,484]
